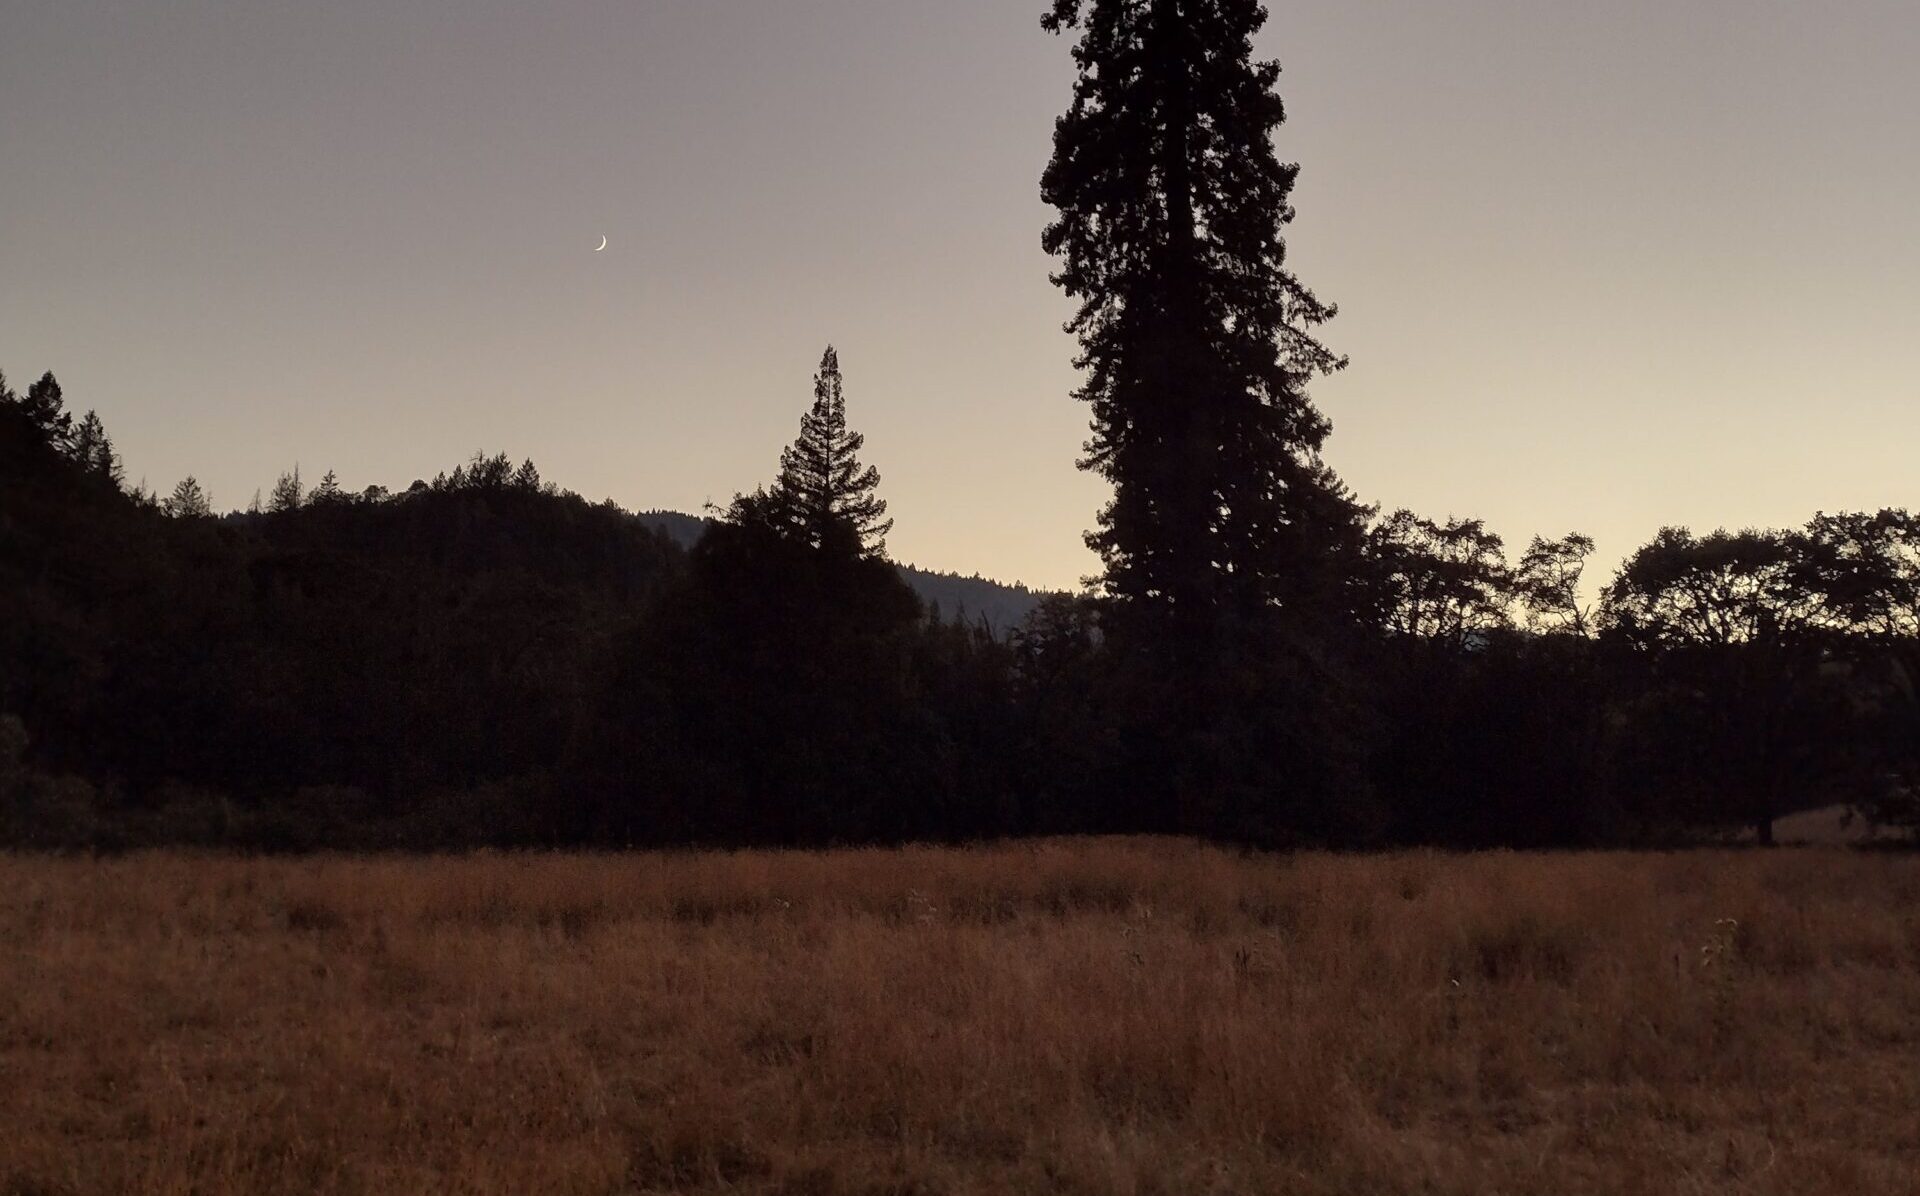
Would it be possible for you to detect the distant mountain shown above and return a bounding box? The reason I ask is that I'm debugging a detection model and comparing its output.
[636,510,1050,634]
[895,563,1048,636]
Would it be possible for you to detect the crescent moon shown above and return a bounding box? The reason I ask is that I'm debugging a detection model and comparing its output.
[594,235,608,252]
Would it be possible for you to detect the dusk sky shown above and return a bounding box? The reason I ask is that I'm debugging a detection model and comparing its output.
[4,1,1916,590]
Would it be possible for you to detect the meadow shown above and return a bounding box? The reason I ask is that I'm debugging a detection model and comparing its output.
[3,841,1918,1195]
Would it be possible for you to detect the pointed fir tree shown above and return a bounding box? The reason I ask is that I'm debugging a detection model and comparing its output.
[268,465,304,513]
[1042,0,1365,643]
[68,410,123,487]
[764,346,894,558]
[67,409,104,468]
[312,469,345,504]
[164,476,213,518]
[19,372,73,449]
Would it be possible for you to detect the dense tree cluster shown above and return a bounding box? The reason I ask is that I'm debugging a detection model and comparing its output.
[4,2,1913,850]
[5,365,1918,851]
[0,358,1053,849]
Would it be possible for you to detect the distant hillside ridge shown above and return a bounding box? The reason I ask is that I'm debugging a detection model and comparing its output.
[637,510,1051,634]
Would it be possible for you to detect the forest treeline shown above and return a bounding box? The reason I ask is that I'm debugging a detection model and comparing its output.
[8,0,1917,852]
[635,509,1045,634]
[5,361,1919,851]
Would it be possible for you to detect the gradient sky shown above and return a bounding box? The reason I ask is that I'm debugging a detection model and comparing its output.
[4,1,1917,590]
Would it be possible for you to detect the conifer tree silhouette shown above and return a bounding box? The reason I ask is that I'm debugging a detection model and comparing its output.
[768,346,893,558]
[1041,0,1377,841]
[68,410,121,485]
[268,466,304,513]
[1042,0,1363,640]
[19,372,72,448]
[164,476,213,518]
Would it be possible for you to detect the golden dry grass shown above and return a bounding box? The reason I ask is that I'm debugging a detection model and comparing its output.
[3,841,1919,1195]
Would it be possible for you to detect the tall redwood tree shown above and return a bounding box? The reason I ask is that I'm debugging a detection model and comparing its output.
[1042,0,1363,648]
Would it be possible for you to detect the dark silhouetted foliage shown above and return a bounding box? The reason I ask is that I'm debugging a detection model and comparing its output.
[639,510,1048,634]
[1041,0,1365,635]
[570,383,952,847]
[163,475,213,519]
[4,1,1915,854]
[1041,0,1375,839]
[767,346,893,558]
[2,367,1916,851]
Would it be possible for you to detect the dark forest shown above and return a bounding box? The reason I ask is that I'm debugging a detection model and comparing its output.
[5,0,1917,855]
[8,357,1920,853]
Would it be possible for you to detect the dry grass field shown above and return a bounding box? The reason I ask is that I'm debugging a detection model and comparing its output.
[4,842,1919,1195]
